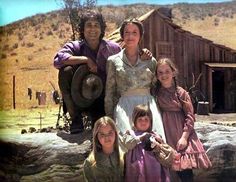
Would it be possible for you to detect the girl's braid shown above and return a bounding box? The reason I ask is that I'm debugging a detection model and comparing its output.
[174,76,183,109]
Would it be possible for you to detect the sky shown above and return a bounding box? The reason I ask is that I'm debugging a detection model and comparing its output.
[0,0,232,26]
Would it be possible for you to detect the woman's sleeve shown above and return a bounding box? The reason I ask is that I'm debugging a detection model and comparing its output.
[181,89,195,133]
[150,57,157,73]
[105,58,117,118]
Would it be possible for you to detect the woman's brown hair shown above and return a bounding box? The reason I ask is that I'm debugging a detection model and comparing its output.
[119,18,144,40]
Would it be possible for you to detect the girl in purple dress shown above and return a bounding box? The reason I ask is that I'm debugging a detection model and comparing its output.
[121,104,170,182]
[152,57,212,182]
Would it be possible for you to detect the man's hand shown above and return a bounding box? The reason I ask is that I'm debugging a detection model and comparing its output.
[140,48,152,61]
[87,58,97,73]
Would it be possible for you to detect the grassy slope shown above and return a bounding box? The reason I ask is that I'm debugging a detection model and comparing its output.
[176,15,236,49]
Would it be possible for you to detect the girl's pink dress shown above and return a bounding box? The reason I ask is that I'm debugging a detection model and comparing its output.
[156,86,212,171]
[125,131,170,182]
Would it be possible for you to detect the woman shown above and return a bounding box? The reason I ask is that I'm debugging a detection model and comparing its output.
[83,116,124,181]
[105,18,166,143]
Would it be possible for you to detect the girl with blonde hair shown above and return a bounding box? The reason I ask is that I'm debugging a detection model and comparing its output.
[83,116,124,181]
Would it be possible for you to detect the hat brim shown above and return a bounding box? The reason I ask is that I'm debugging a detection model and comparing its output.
[71,65,103,108]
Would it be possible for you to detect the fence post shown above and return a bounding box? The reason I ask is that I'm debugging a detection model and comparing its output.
[13,75,16,109]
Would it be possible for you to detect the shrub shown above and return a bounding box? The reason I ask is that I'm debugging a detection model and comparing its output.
[1,54,7,59]
[21,42,25,47]
[3,44,9,51]
[18,33,24,41]
[26,42,34,47]
[35,25,41,31]
[46,30,53,36]
[51,22,59,31]
[214,18,219,26]
[59,31,64,39]
[12,43,18,49]
[10,52,17,56]
[28,55,33,61]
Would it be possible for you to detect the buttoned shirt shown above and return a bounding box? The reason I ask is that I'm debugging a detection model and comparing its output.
[105,49,157,117]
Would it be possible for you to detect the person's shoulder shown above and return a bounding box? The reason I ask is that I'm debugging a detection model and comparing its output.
[103,39,121,48]
[103,39,120,46]
[64,40,84,48]
[108,49,123,61]
[150,56,157,64]
[83,152,96,167]
[151,56,157,61]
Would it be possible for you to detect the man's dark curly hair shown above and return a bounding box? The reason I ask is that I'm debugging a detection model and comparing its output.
[78,10,106,40]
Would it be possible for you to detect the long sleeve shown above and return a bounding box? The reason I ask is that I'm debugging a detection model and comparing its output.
[83,158,96,182]
[119,131,140,150]
[180,89,195,133]
[53,41,80,69]
[105,57,118,118]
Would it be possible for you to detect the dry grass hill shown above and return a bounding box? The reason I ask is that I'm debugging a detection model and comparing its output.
[0,1,236,110]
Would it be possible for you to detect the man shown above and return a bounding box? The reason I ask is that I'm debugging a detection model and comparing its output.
[54,10,121,134]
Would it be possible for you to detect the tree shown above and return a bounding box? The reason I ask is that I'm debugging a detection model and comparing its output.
[57,0,97,40]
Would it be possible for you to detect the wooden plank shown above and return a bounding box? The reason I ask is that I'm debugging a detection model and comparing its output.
[208,67,213,112]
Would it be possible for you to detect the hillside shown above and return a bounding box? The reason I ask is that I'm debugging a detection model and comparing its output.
[0,1,236,110]
[171,1,236,49]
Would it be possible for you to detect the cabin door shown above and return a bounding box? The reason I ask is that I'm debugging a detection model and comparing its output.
[212,70,225,113]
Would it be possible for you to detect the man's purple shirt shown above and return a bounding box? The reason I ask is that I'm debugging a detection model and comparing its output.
[54,39,121,84]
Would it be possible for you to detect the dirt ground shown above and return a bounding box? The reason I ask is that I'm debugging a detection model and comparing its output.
[0,107,235,139]
[196,113,236,126]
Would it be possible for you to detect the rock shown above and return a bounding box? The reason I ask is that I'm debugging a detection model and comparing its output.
[28,127,36,133]
[1,123,236,181]
[194,122,236,181]
[0,130,92,181]
[21,129,27,134]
